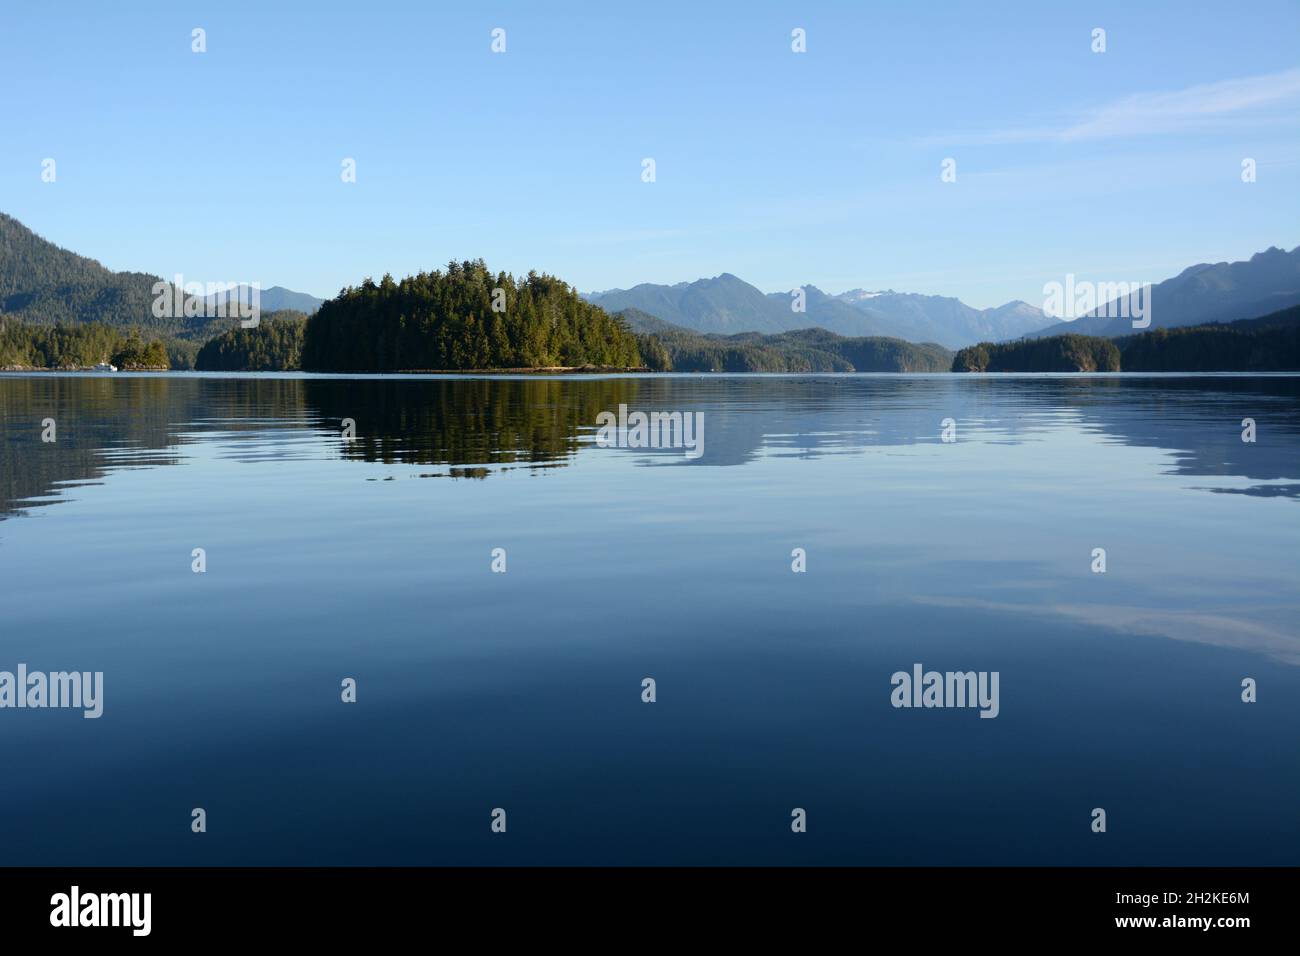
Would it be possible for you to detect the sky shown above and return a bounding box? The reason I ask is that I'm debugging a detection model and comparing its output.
[1,0,1298,309]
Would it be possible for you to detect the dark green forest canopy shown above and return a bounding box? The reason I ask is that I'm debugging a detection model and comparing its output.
[300,261,643,372]
[195,313,308,371]
[0,212,293,367]
[952,334,1121,372]
[1114,304,1300,371]
[0,320,169,369]
[0,212,230,339]
[952,305,1300,372]
[0,212,166,331]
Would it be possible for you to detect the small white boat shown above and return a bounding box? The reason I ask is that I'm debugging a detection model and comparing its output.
[92,362,117,372]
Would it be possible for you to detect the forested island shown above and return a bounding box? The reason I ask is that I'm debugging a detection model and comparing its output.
[952,305,1300,373]
[298,261,642,372]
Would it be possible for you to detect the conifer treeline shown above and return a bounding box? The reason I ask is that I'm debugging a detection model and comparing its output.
[952,306,1300,372]
[0,320,168,369]
[193,314,307,371]
[298,260,642,371]
[1116,310,1300,371]
[952,334,1120,372]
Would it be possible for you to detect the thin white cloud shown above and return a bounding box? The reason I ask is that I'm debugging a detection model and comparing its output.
[943,67,1300,145]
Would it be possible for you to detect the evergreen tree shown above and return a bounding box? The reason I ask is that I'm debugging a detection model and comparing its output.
[300,261,643,372]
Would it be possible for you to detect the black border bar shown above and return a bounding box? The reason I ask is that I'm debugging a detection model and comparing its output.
[0,866,1284,941]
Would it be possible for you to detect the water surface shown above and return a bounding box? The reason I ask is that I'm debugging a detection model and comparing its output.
[1,372,1297,865]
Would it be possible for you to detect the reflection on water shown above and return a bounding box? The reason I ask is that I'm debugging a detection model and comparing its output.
[4,374,1299,515]
[0,372,1297,866]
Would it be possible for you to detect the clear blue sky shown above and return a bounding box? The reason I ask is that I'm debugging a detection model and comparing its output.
[2,0,1297,308]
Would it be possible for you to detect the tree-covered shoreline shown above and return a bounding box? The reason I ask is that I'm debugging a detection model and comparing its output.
[0,320,170,370]
[7,233,1300,376]
[952,334,1120,372]
[953,305,1300,373]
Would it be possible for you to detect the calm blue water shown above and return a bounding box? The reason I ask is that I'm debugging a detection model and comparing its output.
[1,372,1297,865]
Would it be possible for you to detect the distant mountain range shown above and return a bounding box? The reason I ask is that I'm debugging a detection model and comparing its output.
[832,289,1051,347]
[586,276,1052,348]
[590,248,1300,348]
[589,274,854,336]
[1025,246,1300,339]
